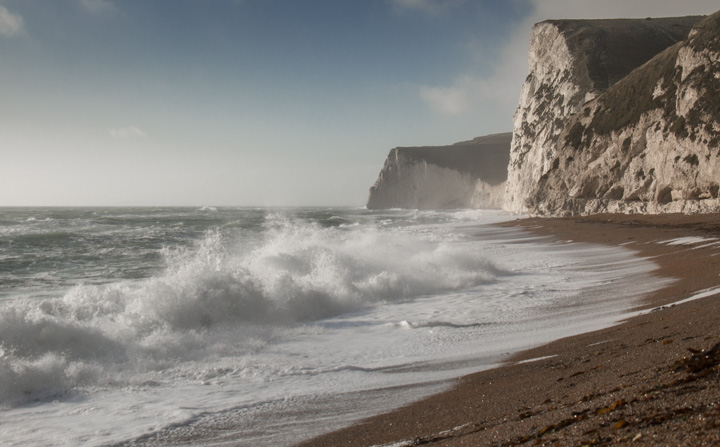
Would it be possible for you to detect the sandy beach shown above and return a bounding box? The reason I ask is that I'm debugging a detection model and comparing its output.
[298,213,720,446]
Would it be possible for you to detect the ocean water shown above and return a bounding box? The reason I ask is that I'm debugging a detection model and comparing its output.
[0,207,667,446]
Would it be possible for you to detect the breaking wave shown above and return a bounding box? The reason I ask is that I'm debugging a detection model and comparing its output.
[0,215,499,406]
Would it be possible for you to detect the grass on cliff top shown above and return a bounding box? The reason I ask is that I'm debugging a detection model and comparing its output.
[547,16,702,90]
[589,10,720,138]
[589,41,680,136]
[689,9,720,53]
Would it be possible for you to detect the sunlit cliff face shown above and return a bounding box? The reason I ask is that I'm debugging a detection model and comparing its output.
[504,14,720,216]
[529,13,720,215]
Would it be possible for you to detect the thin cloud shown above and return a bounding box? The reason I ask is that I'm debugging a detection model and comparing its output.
[79,0,115,15]
[0,5,24,37]
[420,80,473,116]
[109,126,148,139]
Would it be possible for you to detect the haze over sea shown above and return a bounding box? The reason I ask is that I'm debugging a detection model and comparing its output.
[0,207,665,446]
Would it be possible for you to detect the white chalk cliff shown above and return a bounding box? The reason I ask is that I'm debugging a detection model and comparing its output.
[504,15,704,214]
[511,12,720,216]
[367,133,511,210]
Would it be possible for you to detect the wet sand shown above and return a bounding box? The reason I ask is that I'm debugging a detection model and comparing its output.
[298,213,720,446]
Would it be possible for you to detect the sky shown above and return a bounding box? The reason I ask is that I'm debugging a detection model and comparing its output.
[1,0,718,207]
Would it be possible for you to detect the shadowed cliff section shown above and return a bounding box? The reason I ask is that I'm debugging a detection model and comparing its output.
[505,15,703,213]
[398,133,511,185]
[525,11,720,216]
[553,16,704,90]
[367,133,511,210]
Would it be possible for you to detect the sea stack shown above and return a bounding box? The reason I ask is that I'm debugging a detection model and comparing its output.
[367,133,512,210]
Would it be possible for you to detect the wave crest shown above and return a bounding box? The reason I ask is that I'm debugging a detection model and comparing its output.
[0,216,498,405]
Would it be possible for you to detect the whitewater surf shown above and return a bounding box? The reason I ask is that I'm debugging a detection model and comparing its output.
[0,207,666,446]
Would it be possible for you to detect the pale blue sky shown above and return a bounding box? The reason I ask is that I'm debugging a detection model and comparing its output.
[1,0,718,206]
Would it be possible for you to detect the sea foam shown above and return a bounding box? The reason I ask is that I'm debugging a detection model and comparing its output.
[0,208,671,447]
[0,214,500,406]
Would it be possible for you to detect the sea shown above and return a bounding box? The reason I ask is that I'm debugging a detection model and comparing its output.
[0,207,667,446]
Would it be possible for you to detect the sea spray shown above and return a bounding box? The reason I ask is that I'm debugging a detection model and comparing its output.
[0,210,500,407]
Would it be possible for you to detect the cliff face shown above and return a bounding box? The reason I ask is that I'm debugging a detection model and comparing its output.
[367,133,511,210]
[522,11,720,216]
[505,16,703,213]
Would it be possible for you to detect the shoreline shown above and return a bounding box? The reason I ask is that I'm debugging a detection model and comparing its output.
[298,213,720,446]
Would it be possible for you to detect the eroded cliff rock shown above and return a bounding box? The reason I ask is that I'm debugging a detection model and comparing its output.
[367,133,511,210]
[524,11,720,216]
[505,15,703,213]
